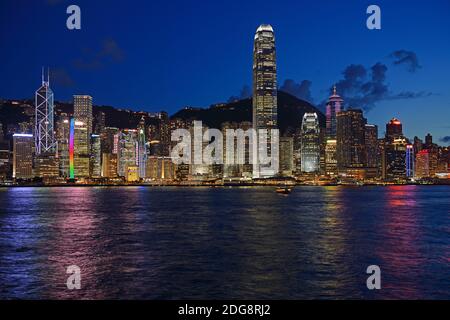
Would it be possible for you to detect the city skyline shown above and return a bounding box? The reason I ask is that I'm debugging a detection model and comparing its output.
[0,0,449,143]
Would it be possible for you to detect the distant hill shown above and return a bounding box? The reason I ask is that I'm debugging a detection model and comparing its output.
[171,91,325,135]
[0,91,325,137]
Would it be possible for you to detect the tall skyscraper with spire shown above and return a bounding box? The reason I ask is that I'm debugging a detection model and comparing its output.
[137,116,147,179]
[253,24,277,130]
[252,24,278,178]
[35,68,56,155]
[325,86,344,138]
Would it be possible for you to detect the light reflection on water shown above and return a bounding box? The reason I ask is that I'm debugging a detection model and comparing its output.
[0,186,449,299]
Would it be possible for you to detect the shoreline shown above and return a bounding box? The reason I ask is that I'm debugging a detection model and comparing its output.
[0,182,449,188]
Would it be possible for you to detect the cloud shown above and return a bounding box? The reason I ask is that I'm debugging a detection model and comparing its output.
[390,50,421,73]
[73,38,125,70]
[280,79,314,102]
[227,85,252,102]
[50,68,75,87]
[329,60,432,111]
[440,136,450,143]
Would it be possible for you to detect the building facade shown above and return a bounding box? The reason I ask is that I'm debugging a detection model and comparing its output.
[301,113,320,173]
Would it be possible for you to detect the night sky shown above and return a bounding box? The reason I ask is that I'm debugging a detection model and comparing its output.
[1,0,449,143]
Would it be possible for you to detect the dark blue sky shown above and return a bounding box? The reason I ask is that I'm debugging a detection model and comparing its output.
[1,0,449,143]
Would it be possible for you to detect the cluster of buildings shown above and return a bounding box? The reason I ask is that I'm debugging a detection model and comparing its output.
[0,25,448,186]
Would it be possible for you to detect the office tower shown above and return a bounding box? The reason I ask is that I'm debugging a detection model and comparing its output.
[72,120,90,178]
[159,111,171,156]
[74,95,93,138]
[56,116,70,177]
[325,139,337,176]
[365,124,378,168]
[137,117,147,179]
[90,134,101,178]
[336,109,367,171]
[301,113,320,173]
[35,69,56,155]
[101,153,118,178]
[326,86,344,138]
[423,134,438,176]
[221,121,253,179]
[378,138,386,179]
[146,156,176,181]
[189,124,210,180]
[413,136,423,155]
[35,153,59,179]
[117,129,138,178]
[415,149,430,178]
[13,134,33,179]
[406,144,414,178]
[279,137,294,177]
[102,127,119,154]
[100,127,119,178]
[253,24,277,178]
[94,111,106,135]
[0,136,10,180]
[385,137,407,180]
[386,118,403,142]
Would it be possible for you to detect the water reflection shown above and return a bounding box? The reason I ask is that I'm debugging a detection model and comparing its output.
[0,186,449,299]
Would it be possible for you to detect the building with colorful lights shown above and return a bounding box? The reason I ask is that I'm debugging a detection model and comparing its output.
[415,149,430,179]
[73,120,90,178]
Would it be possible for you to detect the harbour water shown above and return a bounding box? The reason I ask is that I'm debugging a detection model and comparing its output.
[0,186,449,299]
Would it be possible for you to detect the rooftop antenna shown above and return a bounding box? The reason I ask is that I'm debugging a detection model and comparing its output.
[47,67,50,86]
[333,84,337,95]
[41,67,44,84]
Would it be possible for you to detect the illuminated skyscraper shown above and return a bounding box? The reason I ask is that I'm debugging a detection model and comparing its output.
[137,117,147,179]
[13,134,33,179]
[385,137,407,180]
[90,134,101,178]
[74,95,93,138]
[325,86,343,138]
[406,144,414,178]
[415,149,430,178]
[253,24,277,130]
[386,118,403,142]
[336,109,367,171]
[56,115,70,177]
[117,129,138,178]
[35,69,56,155]
[365,124,378,168]
[73,120,90,178]
[301,113,320,173]
[279,137,294,176]
[325,139,337,176]
[253,24,277,178]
